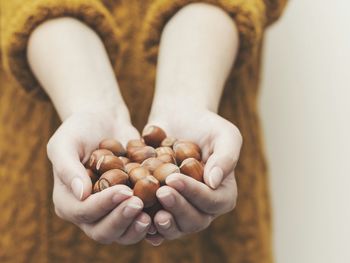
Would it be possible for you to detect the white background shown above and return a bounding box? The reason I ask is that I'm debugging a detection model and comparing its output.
[259,0,350,262]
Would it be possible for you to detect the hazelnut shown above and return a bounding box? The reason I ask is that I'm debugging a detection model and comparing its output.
[160,137,177,148]
[128,146,156,163]
[95,155,124,175]
[119,156,130,166]
[142,125,167,148]
[86,168,99,184]
[129,166,150,186]
[157,153,176,164]
[86,149,114,171]
[133,175,160,208]
[174,140,201,153]
[173,141,201,165]
[153,163,180,185]
[155,146,175,157]
[125,162,141,174]
[93,181,100,194]
[93,169,129,193]
[141,157,164,173]
[126,139,145,151]
[99,139,126,156]
[179,158,204,182]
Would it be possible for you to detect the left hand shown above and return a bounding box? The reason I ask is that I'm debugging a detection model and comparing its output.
[145,108,242,245]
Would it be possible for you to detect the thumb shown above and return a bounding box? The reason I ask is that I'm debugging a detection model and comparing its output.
[203,129,242,189]
[47,138,92,200]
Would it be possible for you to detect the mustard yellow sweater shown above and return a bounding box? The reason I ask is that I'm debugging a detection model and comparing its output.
[0,0,287,262]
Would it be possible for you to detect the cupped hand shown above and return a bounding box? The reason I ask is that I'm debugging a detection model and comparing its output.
[145,108,242,245]
[47,109,151,245]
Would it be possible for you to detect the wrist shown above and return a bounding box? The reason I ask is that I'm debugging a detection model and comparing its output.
[58,88,130,123]
[150,79,223,121]
[148,99,213,132]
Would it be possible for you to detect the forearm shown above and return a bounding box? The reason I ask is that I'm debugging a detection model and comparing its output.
[27,17,128,121]
[149,3,239,119]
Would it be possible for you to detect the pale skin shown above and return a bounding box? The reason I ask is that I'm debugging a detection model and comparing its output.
[27,3,241,246]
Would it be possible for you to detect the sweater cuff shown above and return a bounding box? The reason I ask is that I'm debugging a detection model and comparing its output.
[140,0,266,72]
[263,0,289,26]
[2,0,120,100]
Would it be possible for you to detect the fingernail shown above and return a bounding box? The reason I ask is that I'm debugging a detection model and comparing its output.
[158,219,171,230]
[71,178,84,200]
[123,203,142,218]
[157,189,175,207]
[146,238,163,246]
[135,221,149,233]
[147,224,157,235]
[112,189,133,204]
[166,175,185,191]
[208,167,223,189]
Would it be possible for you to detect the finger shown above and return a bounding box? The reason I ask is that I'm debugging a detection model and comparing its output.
[204,123,242,189]
[154,210,182,240]
[117,212,151,245]
[156,186,212,233]
[165,173,237,215]
[147,223,158,235]
[47,135,92,200]
[53,176,134,224]
[81,196,143,244]
[145,234,164,246]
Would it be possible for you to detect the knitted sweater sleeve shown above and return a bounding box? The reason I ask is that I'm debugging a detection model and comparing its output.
[1,0,120,100]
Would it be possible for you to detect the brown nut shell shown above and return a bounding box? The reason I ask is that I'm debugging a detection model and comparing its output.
[87,149,114,171]
[129,166,150,186]
[174,142,201,165]
[133,175,160,208]
[95,155,124,175]
[126,139,145,150]
[93,169,128,193]
[128,146,157,163]
[153,163,180,185]
[155,147,175,157]
[180,158,204,182]
[125,162,141,174]
[86,168,99,184]
[99,139,126,156]
[160,137,177,148]
[173,141,201,153]
[119,156,130,166]
[157,153,176,164]
[93,181,101,194]
[141,157,164,173]
[142,125,167,148]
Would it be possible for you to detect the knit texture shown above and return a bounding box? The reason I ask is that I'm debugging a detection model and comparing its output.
[0,0,287,262]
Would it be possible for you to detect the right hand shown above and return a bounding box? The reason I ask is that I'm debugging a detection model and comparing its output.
[47,109,151,245]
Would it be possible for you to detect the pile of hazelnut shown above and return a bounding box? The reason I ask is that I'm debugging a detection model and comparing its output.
[85,125,204,216]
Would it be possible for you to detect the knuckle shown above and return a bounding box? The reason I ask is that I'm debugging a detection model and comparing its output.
[46,138,56,160]
[205,195,222,214]
[232,125,243,145]
[226,122,243,145]
[54,205,64,219]
[52,193,65,220]
[224,191,238,214]
[90,230,112,244]
[55,165,69,179]
[73,207,91,223]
